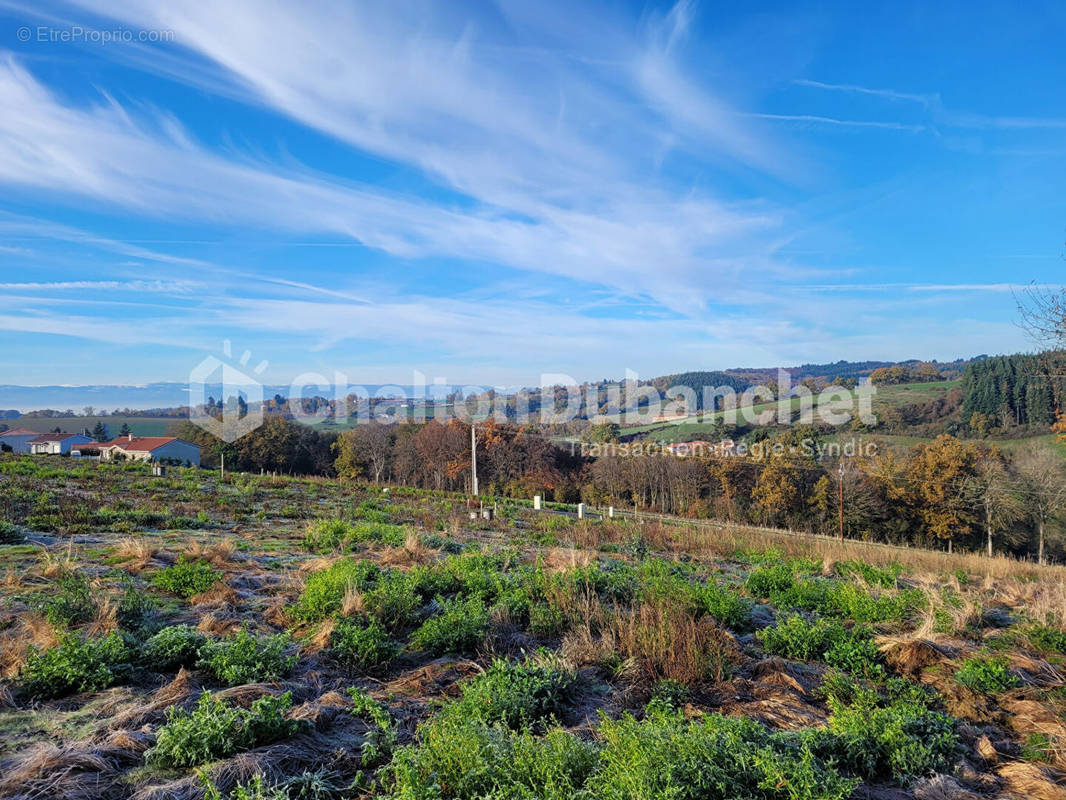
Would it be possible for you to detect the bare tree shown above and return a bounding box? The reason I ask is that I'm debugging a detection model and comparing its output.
[1017,282,1066,348]
[966,459,1026,558]
[1015,449,1066,564]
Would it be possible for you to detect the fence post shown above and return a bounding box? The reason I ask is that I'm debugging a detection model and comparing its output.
[533,495,542,511]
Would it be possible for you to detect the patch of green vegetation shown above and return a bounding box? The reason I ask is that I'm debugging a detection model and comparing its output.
[758,613,882,678]
[152,558,222,597]
[835,560,903,588]
[0,520,23,544]
[1026,624,1066,655]
[20,632,132,700]
[590,708,857,800]
[449,653,577,730]
[147,691,306,767]
[141,624,206,670]
[196,628,296,685]
[302,518,407,552]
[383,715,596,800]
[410,595,489,655]
[292,558,381,622]
[347,687,397,766]
[329,617,400,673]
[954,655,1021,694]
[37,571,97,627]
[805,686,958,783]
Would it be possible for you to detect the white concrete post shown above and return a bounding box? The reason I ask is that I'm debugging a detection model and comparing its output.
[533,495,542,511]
[577,503,586,519]
[608,506,614,519]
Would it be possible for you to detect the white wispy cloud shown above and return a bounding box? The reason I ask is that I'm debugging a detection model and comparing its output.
[0,47,785,311]
[745,113,925,132]
[792,78,936,107]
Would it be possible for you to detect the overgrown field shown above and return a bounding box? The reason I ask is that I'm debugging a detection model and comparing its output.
[0,455,1064,799]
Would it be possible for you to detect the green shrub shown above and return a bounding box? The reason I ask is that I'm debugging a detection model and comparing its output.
[1026,624,1066,655]
[302,518,407,552]
[835,560,902,588]
[528,602,566,638]
[806,688,958,782]
[823,583,921,625]
[362,571,421,631]
[745,563,795,598]
[649,679,690,711]
[153,558,222,597]
[117,583,153,629]
[147,691,306,767]
[38,571,96,628]
[954,655,1021,694]
[589,708,857,800]
[303,518,352,552]
[292,559,381,622]
[696,582,751,629]
[202,774,288,800]
[196,628,296,685]
[450,653,577,730]
[384,714,596,800]
[410,595,489,655]
[0,520,22,544]
[330,617,400,673]
[352,500,391,524]
[347,687,397,765]
[21,632,132,699]
[142,625,206,670]
[759,614,881,678]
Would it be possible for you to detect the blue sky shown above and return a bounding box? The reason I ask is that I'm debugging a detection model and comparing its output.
[0,0,1064,388]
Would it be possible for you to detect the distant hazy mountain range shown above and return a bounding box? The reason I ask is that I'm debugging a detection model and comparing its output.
[0,357,978,414]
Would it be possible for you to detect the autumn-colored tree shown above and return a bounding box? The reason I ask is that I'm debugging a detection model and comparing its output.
[1053,411,1066,445]
[900,435,982,551]
[751,457,801,527]
[333,423,394,483]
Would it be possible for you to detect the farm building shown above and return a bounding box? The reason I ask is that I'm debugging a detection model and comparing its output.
[77,434,201,467]
[0,428,42,453]
[28,432,94,455]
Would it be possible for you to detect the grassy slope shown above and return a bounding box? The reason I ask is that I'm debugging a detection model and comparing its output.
[0,455,1063,799]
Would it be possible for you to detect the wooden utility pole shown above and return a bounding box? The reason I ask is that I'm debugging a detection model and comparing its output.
[470,423,479,497]
[837,462,844,541]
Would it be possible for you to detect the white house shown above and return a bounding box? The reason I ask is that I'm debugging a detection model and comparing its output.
[80,435,201,467]
[0,428,42,453]
[28,432,94,455]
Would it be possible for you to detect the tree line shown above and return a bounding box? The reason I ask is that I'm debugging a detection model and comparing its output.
[174,414,1066,563]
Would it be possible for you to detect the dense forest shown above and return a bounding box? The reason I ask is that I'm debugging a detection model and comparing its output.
[961,351,1066,430]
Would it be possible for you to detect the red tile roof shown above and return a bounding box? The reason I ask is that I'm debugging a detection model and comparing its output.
[91,436,183,453]
[0,428,39,437]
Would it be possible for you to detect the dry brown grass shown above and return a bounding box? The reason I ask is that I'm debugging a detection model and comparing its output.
[196,612,242,636]
[0,611,58,677]
[380,530,438,566]
[112,537,157,572]
[184,536,241,568]
[85,596,119,637]
[189,581,241,610]
[538,546,594,572]
[563,597,736,687]
[340,585,365,617]
[996,761,1066,800]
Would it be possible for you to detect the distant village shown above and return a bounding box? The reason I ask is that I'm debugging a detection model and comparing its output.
[0,429,200,467]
